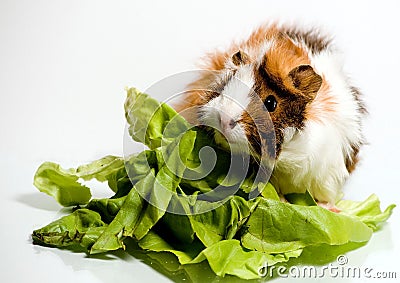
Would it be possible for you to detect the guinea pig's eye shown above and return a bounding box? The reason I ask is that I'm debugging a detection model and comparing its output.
[264,95,277,112]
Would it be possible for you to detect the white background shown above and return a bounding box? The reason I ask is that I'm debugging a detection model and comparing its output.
[1,0,399,282]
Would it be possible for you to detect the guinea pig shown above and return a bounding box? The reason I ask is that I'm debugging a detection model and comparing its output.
[174,23,366,206]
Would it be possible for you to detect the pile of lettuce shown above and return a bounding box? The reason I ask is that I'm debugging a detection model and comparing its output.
[32,88,395,280]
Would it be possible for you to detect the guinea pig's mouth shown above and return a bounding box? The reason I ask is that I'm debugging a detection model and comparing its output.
[213,129,250,155]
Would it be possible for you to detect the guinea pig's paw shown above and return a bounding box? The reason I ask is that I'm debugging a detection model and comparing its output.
[317,202,341,213]
[279,194,289,203]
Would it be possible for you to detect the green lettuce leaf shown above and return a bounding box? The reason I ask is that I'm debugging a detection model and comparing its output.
[241,198,373,253]
[86,196,127,224]
[337,194,396,231]
[189,196,257,247]
[32,209,108,250]
[190,239,301,280]
[259,182,280,200]
[34,162,92,207]
[132,130,197,240]
[90,184,146,254]
[33,156,125,206]
[138,230,204,264]
[285,189,317,206]
[75,155,125,183]
[138,230,300,280]
[124,87,190,149]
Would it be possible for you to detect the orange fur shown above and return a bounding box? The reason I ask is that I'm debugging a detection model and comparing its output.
[265,35,310,78]
[305,80,336,122]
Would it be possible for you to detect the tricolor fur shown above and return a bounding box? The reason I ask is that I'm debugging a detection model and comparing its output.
[175,23,366,204]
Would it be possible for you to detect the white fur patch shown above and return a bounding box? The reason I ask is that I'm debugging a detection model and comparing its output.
[199,97,249,153]
[198,65,255,153]
[221,65,254,111]
[273,122,350,203]
[256,40,275,64]
[271,48,364,204]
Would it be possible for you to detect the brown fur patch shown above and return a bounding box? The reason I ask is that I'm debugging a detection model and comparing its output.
[263,33,311,88]
[288,65,322,97]
[350,86,367,115]
[345,144,360,173]
[232,50,250,66]
[283,26,332,54]
[244,35,324,157]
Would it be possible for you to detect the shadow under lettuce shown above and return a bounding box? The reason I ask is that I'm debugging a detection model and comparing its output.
[119,238,367,282]
[121,238,263,283]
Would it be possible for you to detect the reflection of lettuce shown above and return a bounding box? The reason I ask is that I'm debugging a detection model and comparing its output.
[32,88,395,280]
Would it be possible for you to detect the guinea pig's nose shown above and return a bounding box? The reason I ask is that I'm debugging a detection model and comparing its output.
[217,112,237,131]
[228,119,237,129]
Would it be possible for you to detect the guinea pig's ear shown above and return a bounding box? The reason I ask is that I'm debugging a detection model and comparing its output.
[288,65,322,98]
[232,50,250,66]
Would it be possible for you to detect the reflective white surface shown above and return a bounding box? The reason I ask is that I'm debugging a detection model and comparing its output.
[1,0,399,282]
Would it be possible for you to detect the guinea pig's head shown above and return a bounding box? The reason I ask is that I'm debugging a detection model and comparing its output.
[198,37,323,160]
